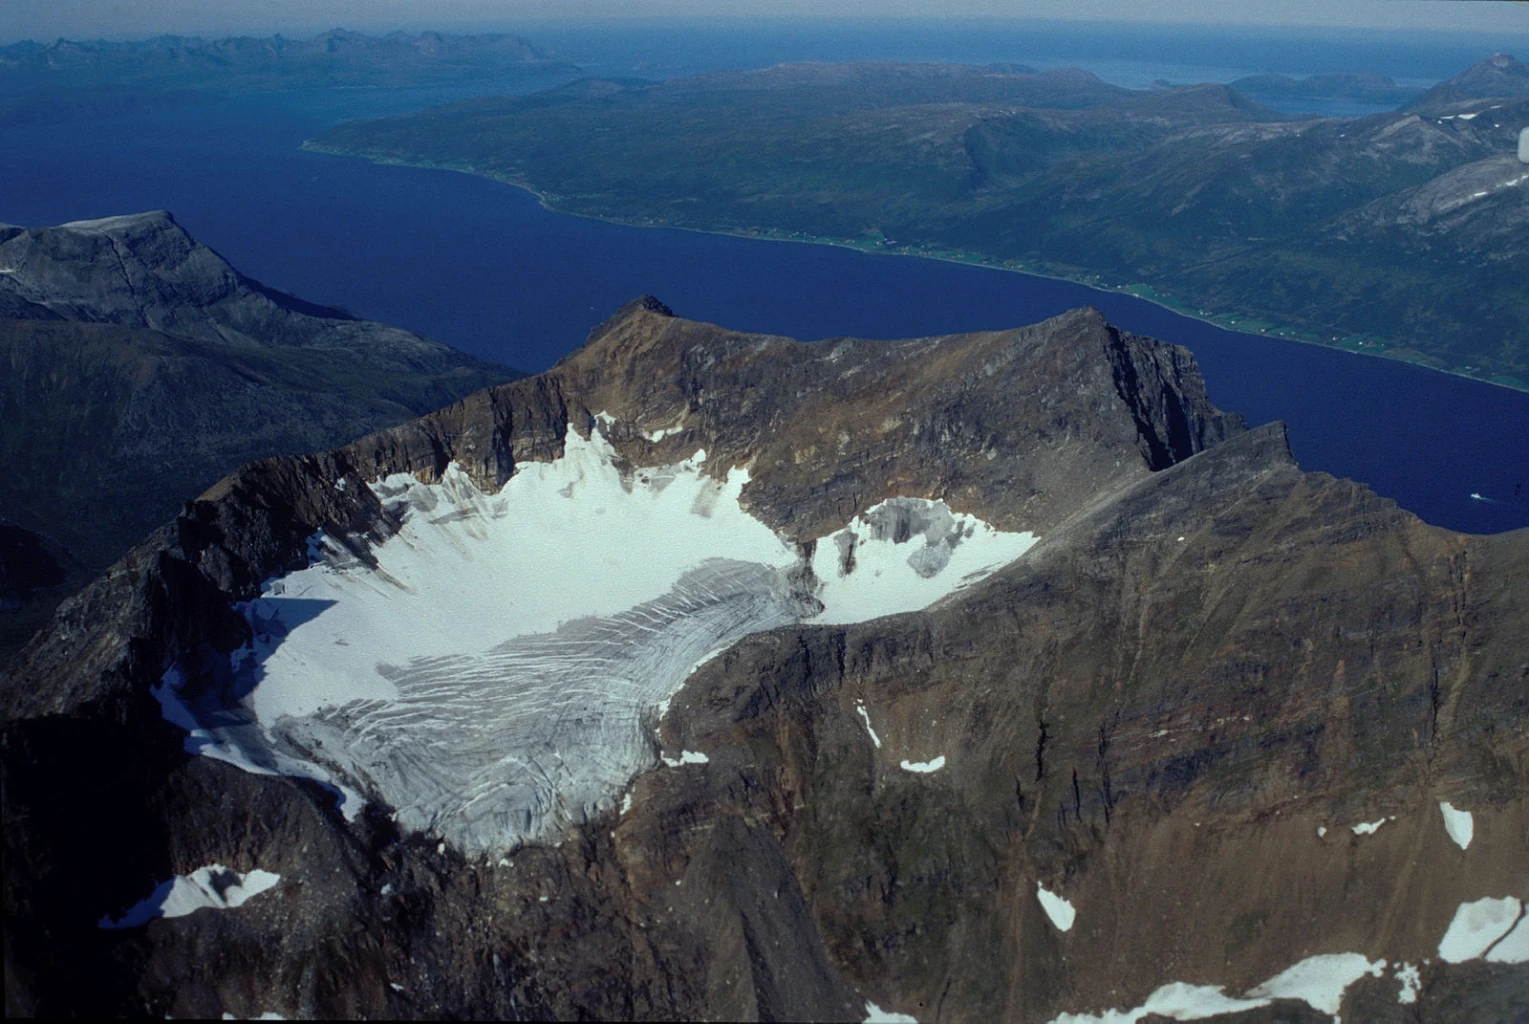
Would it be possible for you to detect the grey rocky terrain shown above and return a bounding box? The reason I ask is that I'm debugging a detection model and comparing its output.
[2,298,1524,1020]
[0,210,519,568]
[0,212,519,662]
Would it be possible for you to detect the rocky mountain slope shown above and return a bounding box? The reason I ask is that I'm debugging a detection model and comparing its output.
[0,212,519,658]
[310,54,1529,386]
[2,298,1523,1021]
[1409,53,1529,112]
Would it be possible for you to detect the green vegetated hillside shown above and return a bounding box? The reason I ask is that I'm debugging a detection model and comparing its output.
[312,57,1529,387]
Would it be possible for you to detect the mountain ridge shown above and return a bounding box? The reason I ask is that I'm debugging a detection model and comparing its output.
[3,298,1524,1020]
[0,212,521,660]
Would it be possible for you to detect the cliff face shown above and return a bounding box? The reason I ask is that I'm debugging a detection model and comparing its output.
[2,300,1523,1021]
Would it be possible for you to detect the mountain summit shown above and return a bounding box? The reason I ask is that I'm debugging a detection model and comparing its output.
[1410,52,1529,110]
[0,213,517,607]
[3,299,1524,1020]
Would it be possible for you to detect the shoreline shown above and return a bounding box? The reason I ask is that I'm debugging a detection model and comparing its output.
[303,141,1529,396]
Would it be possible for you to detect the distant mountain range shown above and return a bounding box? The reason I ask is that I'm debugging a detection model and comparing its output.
[0,29,576,94]
[309,54,1529,388]
[0,211,519,660]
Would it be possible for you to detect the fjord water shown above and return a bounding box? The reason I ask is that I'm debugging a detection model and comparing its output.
[3,29,1527,535]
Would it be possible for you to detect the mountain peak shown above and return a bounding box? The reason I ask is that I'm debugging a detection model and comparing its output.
[1409,52,1529,110]
[56,209,181,235]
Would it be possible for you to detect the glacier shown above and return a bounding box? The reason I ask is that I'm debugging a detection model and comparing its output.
[157,418,1037,853]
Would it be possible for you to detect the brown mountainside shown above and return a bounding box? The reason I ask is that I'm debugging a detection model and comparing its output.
[2,300,1525,1021]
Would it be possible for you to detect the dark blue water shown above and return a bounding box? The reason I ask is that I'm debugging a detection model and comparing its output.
[2,45,1527,535]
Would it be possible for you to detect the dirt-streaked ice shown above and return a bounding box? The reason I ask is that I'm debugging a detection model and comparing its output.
[99,865,280,929]
[158,421,1036,853]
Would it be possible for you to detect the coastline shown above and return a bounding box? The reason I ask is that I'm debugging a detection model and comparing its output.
[303,140,1529,396]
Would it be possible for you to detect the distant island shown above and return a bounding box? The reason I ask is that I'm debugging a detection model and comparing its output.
[308,55,1529,388]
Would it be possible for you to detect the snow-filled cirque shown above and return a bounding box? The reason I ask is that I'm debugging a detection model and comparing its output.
[156,420,1038,852]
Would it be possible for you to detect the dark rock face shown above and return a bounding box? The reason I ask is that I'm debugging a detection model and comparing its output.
[2,301,1524,1021]
[0,212,519,635]
[0,525,89,667]
[2,211,477,364]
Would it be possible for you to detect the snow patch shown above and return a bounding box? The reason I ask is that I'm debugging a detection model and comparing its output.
[1438,801,1473,850]
[1246,953,1385,1016]
[99,865,280,929]
[812,497,1035,624]
[1438,896,1523,963]
[1316,826,1327,838]
[644,424,684,442]
[1350,817,1390,836]
[855,702,882,748]
[1036,884,1076,932]
[1394,962,1420,1005]
[661,750,709,767]
[863,1000,918,1023]
[900,756,945,774]
[1050,953,1385,1023]
[1486,915,1529,964]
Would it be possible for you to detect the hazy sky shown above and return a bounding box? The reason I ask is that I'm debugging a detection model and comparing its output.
[1,0,1525,43]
